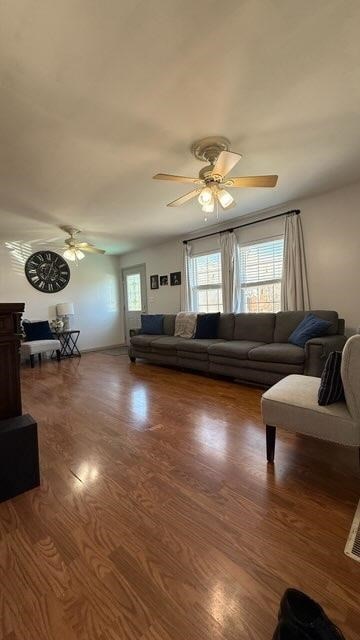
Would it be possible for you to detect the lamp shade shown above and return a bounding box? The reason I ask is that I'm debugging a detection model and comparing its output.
[56,302,74,316]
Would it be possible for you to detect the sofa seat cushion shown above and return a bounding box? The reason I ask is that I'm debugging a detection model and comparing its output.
[249,342,305,364]
[177,350,208,361]
[209,354,303,374]
[131,334,163,351]
[261,374,358,446]
[176,338,225,353]
[151,336,187,351]
[208,340,265,359]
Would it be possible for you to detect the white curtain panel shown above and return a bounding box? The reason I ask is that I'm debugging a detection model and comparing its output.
[181,241,195,311]
[281,213,310,311]
[220,231,241,312]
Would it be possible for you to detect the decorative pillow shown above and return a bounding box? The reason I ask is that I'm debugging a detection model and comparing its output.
[23,321,53,341]
[288,313,332,348]
[174,312,197,339]
[141,314,164,335]
[195,313,220,339]
[318,351,345,406]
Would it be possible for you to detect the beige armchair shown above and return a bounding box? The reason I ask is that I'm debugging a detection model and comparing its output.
[261,335,360,463]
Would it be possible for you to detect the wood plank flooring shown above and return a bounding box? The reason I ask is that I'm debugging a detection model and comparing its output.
[0,352,359,639]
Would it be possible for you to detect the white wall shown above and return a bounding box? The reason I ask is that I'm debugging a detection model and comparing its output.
[119,241,183,316]
[300,181,360,335]
[118,180,360,336]
[0,247,123,350]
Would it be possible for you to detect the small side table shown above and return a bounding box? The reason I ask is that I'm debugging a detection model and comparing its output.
[52,330,81,358]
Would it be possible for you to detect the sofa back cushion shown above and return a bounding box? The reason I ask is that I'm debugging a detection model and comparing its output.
[163,314,176,336]
[141,314,164,335]
[234,313,275,343]
[217,313,235,340]
[274,310,339,343]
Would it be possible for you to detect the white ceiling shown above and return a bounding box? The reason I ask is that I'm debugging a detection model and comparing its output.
[1,0,360,254]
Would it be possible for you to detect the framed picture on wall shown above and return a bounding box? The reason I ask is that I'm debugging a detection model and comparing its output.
[160,275,168,286]
[150,274,159,290]
[170,271,181,286]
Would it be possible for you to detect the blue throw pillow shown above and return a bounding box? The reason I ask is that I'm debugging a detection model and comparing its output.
[141,314,164,335]
[23,321,53,341]
[288,313,332,348]
[194,313,220,339]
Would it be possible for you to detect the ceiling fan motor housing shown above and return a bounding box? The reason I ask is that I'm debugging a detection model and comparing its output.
[191,136,231,164]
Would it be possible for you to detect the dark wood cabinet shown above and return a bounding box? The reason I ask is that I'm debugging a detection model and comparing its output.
[0,303,24,420]
[0,303,40,502]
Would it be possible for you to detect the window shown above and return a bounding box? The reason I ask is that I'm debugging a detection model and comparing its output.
[192,252,223,312]
[126,273,142,311]
[239,238,284,313]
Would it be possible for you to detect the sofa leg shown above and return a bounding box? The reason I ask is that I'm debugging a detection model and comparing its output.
[30,354,35,369]
[266,425,276,463]
[38,353,42,365]
[56,349,61,362]
[129,355,136,363]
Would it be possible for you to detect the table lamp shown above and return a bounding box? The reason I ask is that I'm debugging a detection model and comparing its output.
[56,302,74,331]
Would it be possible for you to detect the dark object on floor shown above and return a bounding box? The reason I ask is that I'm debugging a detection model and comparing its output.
[273,620,312,639]
[278,588,345,639]
[0,303,24,419]
[318,351,344,405]
[0,414,40,502]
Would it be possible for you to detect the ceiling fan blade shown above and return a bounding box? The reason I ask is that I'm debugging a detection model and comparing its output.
[212,151,242,179]
[225,175,278,188]
[80,246,106,254]
[76,242,93,248]
[153,173,202,185]
[167,189,201,207]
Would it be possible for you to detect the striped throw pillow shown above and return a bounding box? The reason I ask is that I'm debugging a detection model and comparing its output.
[318,351,345,406]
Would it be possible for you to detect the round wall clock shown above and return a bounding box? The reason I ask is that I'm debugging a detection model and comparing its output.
[25,251,71,293]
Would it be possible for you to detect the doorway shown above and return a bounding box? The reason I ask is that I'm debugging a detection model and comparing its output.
[122,264,147,344]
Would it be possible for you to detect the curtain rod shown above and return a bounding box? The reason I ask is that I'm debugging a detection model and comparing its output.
[183,208,300,244]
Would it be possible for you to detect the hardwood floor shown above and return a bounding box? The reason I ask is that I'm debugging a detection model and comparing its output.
[1,353,359,640]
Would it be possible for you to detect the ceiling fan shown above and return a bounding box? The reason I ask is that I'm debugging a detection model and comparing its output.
[60,226,106,262]
[153,136,278,216]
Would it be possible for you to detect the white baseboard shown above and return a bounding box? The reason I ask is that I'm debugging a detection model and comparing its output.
[81,343,127,353]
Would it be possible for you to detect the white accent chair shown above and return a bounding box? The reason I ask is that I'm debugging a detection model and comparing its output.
[21,339,61,368]
[261,335,360,463]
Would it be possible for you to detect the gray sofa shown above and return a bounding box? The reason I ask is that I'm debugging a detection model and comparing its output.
[129,311,346,386]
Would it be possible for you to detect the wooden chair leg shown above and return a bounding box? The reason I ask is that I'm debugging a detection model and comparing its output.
[56,349,61,362]
[30,354,35,368]
[266,425,276,463]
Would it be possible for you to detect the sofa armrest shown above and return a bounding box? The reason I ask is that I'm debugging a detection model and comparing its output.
[129,328,142,337]
[304,335,347,376]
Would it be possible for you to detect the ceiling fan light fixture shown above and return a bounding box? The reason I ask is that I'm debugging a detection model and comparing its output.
[63,248,85,261]
[198,187,213,206]
[217,188,234,209]
[202,197,215,214]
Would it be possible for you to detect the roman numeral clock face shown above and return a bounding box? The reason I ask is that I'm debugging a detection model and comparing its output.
[25,251,71,293]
